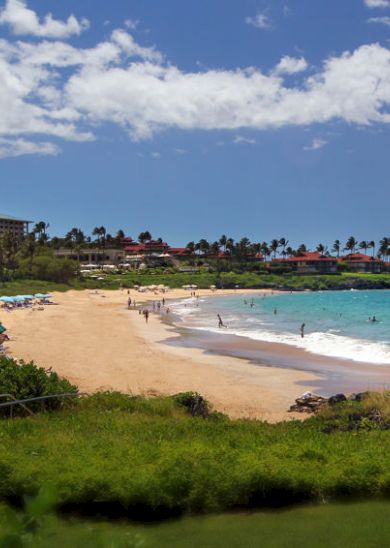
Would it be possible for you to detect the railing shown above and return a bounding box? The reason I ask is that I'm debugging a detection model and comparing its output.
[0,393,82,418]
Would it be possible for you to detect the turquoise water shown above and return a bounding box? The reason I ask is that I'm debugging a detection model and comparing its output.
[171,290,390,364]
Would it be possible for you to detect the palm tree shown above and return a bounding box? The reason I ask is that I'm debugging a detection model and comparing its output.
[297,244,307,255]
[33,221,50,245]
[379,237,390,262]
[316,243,326,256]
[260,242,270,261]
[138,231,152,244]
[65,228,86,261]
[344,236,357,256]
[270,239,280,259]
[279,238,289,258]
[359,240,369,256]
[198,239,210,256]
[332,240,341,258]
[286,246,294,258]
[92,226,107,265]
[368,240,376,258]
[219,234,227,253]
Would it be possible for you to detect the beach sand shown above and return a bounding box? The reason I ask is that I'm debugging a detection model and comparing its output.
[2,288,322,421]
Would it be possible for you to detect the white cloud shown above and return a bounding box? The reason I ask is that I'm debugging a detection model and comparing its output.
[124,19,139,31]
[303,138,328,151]
[3,8,390,158]
[0,137,60,158]
[274,56,308,75]
[367,16,390,26]
[174,148,187,154]
[245,13,271,29]
[0,0,89,38]
[365,0,390,8]
[151,151,161,158]
[233,135,257,145]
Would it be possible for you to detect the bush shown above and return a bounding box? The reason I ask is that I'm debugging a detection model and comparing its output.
[0,356,78,416]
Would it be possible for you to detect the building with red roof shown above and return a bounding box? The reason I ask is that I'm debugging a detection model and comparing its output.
[339,253,382,273]
[274,251,338,274]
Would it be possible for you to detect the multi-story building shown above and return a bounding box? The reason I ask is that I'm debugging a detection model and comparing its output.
[0,214,30,238]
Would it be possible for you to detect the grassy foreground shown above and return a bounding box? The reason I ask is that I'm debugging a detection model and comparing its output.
[2,501,390,547]
[2,392,390,519]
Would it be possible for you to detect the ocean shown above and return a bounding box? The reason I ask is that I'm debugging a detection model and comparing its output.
[170,290,390,365]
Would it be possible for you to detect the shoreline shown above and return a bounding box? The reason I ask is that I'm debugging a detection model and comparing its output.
[3,287,388,420]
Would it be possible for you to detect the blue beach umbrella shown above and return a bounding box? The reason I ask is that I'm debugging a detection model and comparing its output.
[34,293,51,298]
[19,295,34,300]
[0,296,14,303]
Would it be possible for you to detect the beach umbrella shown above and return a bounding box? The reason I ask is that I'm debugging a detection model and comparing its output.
[19,295,34,300]
[0,296,15,303]
[34,293,51,299]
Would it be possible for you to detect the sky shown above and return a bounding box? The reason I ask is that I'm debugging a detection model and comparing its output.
[0,0,390,248]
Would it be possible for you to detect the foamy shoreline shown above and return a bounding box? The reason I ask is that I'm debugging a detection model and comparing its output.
[4,287,386,421]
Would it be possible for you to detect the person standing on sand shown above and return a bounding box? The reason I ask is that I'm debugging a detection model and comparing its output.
[127,297,132,309]
[300,323,305,338]
[144,310,149,323]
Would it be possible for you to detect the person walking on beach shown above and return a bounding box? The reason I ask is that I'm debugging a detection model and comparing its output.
[127,297,132,309]
[217,314,226,328]
[144,310,149,323]
[300,323,305,338]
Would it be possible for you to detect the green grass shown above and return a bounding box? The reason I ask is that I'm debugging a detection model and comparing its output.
[1,392,390,519]
[2,501,390,547]
[1,271,390,294]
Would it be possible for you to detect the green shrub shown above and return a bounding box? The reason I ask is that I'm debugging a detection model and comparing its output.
[0,356,78,416]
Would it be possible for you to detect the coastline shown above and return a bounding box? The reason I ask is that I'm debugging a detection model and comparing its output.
[3,287,388,420]
[2,288,320,421]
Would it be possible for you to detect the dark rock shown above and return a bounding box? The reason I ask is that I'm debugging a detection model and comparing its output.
[349,392,370,402]
[328,393,347,405]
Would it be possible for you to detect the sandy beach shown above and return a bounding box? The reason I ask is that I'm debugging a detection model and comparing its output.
[0,288,326,421]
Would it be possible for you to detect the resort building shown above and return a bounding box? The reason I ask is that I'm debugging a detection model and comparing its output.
[274,251,338,274]
[55,247,125,265]
[0,214,31,239]
[339,253,382,273]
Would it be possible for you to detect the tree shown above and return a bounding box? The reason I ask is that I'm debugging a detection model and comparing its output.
[1,230,19,273]
[270,239,280,259]
[296,244,307,255]
[316,243,326,256]
[260,242,270,261]
[65,228,86,262]
[344,236,357,256]
[286,246,294,258]
[92,226,107,265]
[279,238,289,258]
[33,221,50,245]
[138,231,152,243]
[197,239,210,256]
[219,234,227,253]
[359,241,369,256]
[332,240,341,258]
[379,237,389,262]
[368,240,376,258]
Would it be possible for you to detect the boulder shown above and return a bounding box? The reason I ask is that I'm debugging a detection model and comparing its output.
[328,393,347,405]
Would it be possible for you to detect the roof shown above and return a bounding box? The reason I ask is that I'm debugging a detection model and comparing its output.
[276,251,337,263]
[0,213,31,223]
[340,253,381,263]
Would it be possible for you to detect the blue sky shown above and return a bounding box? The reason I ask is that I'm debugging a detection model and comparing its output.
[0,0,389,248]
